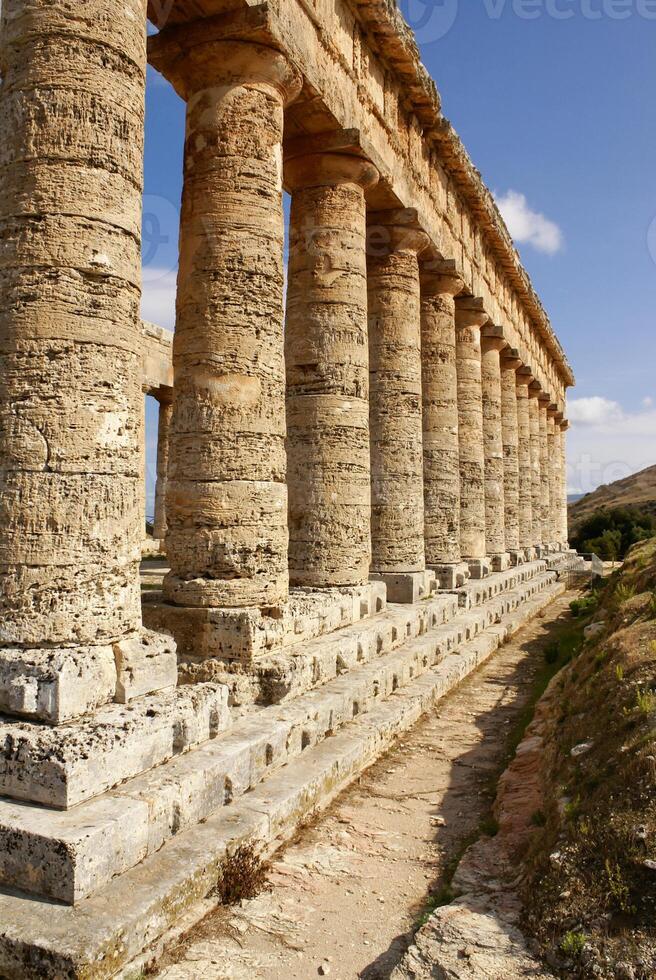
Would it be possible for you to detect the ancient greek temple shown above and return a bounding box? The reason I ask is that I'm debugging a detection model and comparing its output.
[0,0,574,975]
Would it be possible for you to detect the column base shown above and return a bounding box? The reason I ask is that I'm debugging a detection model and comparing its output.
[0,631,177,725]
[508,549,526,567]
[466,558,492,580]
[429,562,471,590]
[534,544,548,559]
[142,582,387,668]
[370,570,437,604]
[523,546,538,562]
[490,552,512,572]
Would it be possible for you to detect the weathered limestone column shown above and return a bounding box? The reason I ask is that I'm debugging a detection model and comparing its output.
[153,396,173,543]
[367,210,434,602]
[285,152,379,587]
[0,0,176,723]
[538,393,552,551]
[528,384,544,553]
[455,297,490,578]
[148,37,302,610]
[559,419,570,546]
[500,349,523,564]
[516,367,535,559]
[547,407,559,549]
[419,260,469,589]
[481,326,510,572]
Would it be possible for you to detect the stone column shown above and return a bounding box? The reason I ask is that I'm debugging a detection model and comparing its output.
[0,0,176,723]
[285,152,379,587]
[547,407,559,550]
[455,297,490,578]
[559,419,570,546]
[153,395,173,543]
[515,369,535,560]
[148,38,302,611]
[419,261,469,589]
[367,210,434,603]
[538,393,552,551]
[481,326,510,572]
[528,385,544,553]
[500,349,523,564]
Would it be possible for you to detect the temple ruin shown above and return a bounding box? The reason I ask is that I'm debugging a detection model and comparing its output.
[0,0,574,975]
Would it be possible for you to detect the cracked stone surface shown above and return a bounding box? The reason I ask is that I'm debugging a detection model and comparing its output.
[154,39,302,610]
[285,153,378,589]
[455,299,488,563]
[367,212,428,575]
[420,265,464,568]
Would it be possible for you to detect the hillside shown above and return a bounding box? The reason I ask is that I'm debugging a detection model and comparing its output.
[519,537,656,977]
[569,464,656,533]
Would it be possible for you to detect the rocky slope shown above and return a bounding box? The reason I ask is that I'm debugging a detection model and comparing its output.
[519,538,656,978]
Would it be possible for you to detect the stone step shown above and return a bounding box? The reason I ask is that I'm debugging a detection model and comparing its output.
[184,560,549,707]
[0,572,557,904]
[444,558,547,608]
[0,683,230,809]
[0,580,565,980]
[0,562,547,814]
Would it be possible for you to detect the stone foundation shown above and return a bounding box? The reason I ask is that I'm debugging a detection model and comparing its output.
[0,563,563,977]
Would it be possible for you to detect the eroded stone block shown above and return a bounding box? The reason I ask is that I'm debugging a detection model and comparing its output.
[0,646,116,725]
[0,684,229,808]
[113,630,177,703]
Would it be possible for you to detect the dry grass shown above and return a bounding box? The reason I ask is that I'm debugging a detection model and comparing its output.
[214,844,271,906]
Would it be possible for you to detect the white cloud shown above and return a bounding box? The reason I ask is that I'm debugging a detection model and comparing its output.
[642,396,653,409]
[566,396,656,494]
[141,267,177,331]
[494,190,563,255]
[568,396,623,426]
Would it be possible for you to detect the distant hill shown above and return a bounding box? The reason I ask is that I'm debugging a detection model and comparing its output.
[568,463,656,533]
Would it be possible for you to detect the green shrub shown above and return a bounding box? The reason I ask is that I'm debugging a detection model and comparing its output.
[560,931,587,958]
[571,507,656,560]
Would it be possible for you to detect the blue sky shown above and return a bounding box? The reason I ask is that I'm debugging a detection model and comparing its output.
[142,1,655,514]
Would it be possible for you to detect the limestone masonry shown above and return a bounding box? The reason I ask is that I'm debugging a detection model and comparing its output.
[0,0,574,975]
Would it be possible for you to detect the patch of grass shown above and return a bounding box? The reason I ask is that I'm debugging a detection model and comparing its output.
[649,593,656,619]
[635,687,656,715]
[417,883,457,926]
[570,593,599,618]
[615,664,624,682]
[604,858,636,915]
[560,930,587,958]
[479,816,499,837]
[213,844,271,905]
[614,583,637,605]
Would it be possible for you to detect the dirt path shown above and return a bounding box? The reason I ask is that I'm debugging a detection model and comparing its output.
[152,592,574,980]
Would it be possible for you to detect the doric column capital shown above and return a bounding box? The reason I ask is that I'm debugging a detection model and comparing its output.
[560,419,570,431]
[285,151,379,192]
[455,296,489,331]
[528,380,543,399]
[367,208,430,257]
[501,347,523,371]
[538,389,552,405]
[516,365,535,387]
[481,323,508,353]
[419,258,464,298]
[547,403,560,418]
[149,35,302,105]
